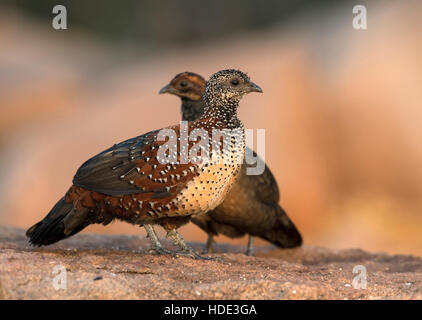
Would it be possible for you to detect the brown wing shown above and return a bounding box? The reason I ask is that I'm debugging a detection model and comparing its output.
[73,129,157,195]
[72,125,200,199]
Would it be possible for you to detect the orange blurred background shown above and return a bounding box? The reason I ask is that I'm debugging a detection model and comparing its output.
[1,1,421,256]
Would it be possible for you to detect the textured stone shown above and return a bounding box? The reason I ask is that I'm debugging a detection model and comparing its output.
[0,226,421,300]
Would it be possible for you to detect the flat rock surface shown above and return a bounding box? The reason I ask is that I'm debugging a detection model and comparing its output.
[0,226,421,299]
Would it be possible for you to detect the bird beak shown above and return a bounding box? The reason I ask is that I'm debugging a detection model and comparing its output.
[159,84,175,95]
[247,81,263,93]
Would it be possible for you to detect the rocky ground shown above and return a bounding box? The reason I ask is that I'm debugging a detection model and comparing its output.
[0,226,421,299]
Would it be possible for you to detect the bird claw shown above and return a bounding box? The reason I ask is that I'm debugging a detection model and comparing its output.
[182,250,219,261]
[148,246,174,256]
[165,229,220,260]
[149,246,218,261]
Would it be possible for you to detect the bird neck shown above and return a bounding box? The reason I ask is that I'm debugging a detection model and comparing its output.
[202,95,241,129]
[181,98,205,122]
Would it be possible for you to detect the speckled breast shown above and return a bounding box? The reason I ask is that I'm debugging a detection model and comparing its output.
[171,128,245,216]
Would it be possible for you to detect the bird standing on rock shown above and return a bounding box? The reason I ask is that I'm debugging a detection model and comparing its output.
[160,72,302,255]
[26,69,262,260]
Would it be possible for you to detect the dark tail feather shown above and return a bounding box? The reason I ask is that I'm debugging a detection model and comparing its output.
[26,198,89,246]
[260,205,303,248]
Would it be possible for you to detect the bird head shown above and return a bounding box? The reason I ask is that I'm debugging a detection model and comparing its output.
[204,69,262,106]
[159,72,205,101]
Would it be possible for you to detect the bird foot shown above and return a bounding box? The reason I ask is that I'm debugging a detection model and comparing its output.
[147,246,175,256]
[245,248,254,256]
[144,224,175,256]
[174,249,218,261]
[166,229,219,261]
[149,247,218,260]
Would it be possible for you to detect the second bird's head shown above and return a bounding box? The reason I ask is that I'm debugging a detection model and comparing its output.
[160,69,262,105]
[159,72,205,101]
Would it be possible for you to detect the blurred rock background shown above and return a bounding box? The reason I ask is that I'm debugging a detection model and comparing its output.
[0,0,421,256]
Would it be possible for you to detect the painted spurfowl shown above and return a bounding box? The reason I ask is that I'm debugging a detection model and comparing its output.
[160,72,302,255]
[26,69,262,259]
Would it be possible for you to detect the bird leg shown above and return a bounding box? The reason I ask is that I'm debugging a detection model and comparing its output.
[166,229,216,260]
[143,224,173,255]
[246,235,254,256]
[204,234,214,254]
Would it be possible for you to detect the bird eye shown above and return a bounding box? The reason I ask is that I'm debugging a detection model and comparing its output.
[180,81,188,87]
[231,78,239,86]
